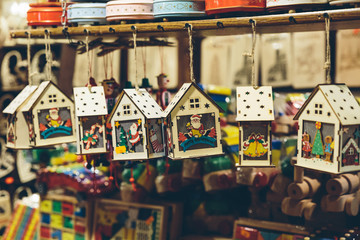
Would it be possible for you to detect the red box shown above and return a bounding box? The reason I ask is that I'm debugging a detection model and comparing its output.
[234,226,260,240]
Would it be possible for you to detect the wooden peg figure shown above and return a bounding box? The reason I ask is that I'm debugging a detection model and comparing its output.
[302,132,312,158]
[156,73,171,110]
[324,136,334,162]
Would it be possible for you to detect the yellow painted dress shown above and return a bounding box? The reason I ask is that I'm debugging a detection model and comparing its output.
[243,134,268,157]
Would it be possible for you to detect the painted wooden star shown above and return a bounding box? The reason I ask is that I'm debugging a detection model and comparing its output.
[259,91,264,95]
[115,122,120,128]
[138,119,142,125]
[205,103,210,109]
[81,117,89,123]
[180,105,185,110]
[134,110,138,114]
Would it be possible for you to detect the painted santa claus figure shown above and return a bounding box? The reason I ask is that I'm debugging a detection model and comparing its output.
[187,114,204,138]
[127,122,142,152]
[46,108,63,128]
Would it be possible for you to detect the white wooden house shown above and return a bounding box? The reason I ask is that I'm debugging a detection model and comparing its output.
[21,81,76,147]
[163,83,223,160]
[236,86,274,167]
[108,88,165,161]
[294,84,360,174]
[3,85,38,149]
[74,86,108,155]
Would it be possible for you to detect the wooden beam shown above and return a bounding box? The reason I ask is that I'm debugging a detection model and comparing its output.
[10,9,360,39]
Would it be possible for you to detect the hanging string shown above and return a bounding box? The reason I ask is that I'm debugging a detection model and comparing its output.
[132,27,139,91]
[159,45,164,74]
[243,19,257,89]
[103,54,108,80]
[187,24,195,83]
[141,46,147,78]
[324,15,331,84]
[27,32,32,86]
[109,51,114,79]
[44,31,53,81]
[85,30,94,87]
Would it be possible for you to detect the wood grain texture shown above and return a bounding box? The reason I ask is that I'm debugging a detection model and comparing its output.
[10,9,360,39]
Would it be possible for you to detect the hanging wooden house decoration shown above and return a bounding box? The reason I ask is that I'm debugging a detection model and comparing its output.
[20,81,76,147]
[74,86,108,155]
[3,85,38,149]
[108,88,165,161]
[294,84,360,174]
[236,86,274,167]
[163,82,223,160]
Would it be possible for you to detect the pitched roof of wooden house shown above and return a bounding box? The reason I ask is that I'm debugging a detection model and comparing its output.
[109,88,163,120]
[236,86,274,121]
[21,81,73,112]
[294,84,360,125]
[3,85,38,114]
[74,86,108,117]
[163,82,224,117]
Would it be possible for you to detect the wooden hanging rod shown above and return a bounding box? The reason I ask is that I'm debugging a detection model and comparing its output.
[10,8,360,39]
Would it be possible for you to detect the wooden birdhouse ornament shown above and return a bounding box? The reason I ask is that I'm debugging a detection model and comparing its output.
[163,82,223,160]
[3,85,38,149]
[108,88,165,161]
[236,86,274,167]
[74,86,108,155]
[294,84,360,174]
[20,81,76,147]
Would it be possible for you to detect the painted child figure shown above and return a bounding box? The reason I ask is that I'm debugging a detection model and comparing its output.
[302,132,312,158]
[156,73,171,110]
[324,136,334,162]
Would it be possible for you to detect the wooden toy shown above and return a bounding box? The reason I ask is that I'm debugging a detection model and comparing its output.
[281,197,317,220]
[106,0,154,21]
[182,158,202,180]
[203,156,236,192]
[108,88,165,161]
[21,81,76,147]
[156,73,171,110]
[101,78,119,114]
[92,198,168,240]
[3,85,38,149]
[236,86,274,167]
[163,82,223,160]
[321,173,360,216]
[155,158,183,193]
[321,190,360,216]
[73,86,108,155]
[293,84,360,174]
[236,167,279,187]
[153,0,206,18]
[68,3,107,25]
[205,0,266,15]
[27,2,68,27]
[39,194,92,240]
[266,0,329,11]
[287,176,321,200]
